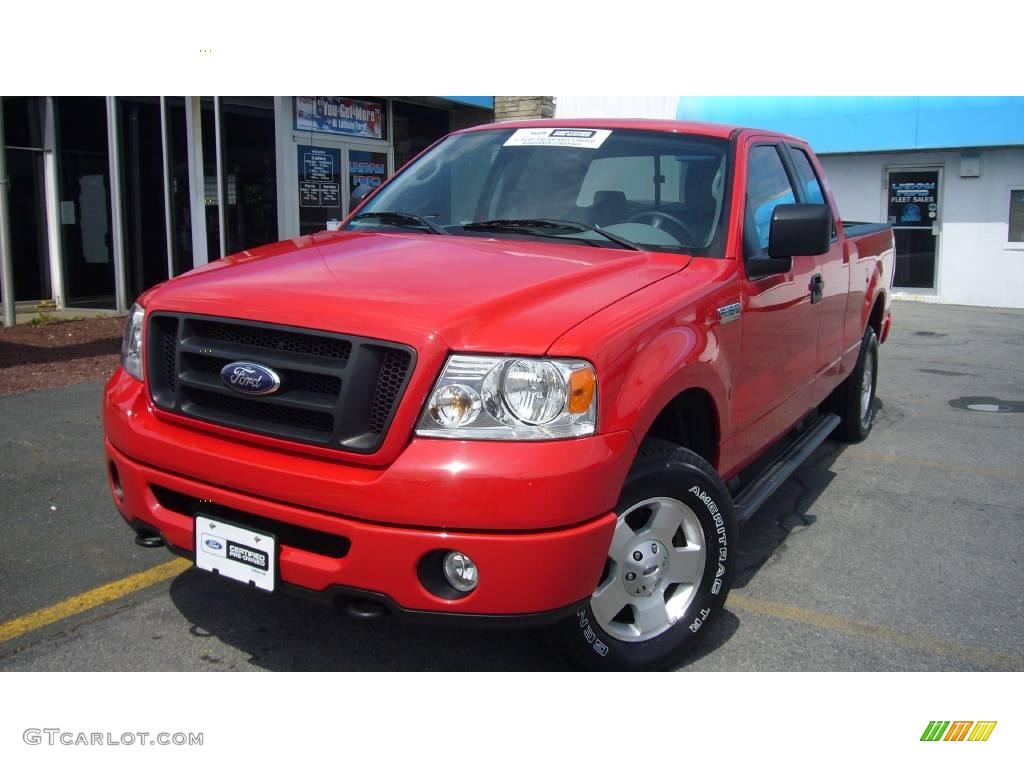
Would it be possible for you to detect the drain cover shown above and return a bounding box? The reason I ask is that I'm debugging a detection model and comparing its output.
[950,397,1023,414]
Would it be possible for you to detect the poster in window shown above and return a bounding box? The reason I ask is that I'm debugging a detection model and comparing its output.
[295,97,384,140]
[348,150,388,198]
[297,145,342,235]
[888,171,939,228]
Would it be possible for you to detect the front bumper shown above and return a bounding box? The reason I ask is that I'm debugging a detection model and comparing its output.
[104,370,632,616]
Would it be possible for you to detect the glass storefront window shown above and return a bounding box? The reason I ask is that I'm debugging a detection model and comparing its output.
[119,97,169,300]
[222,98,277,253]
[3,96,46,149]
[6,148,51,301]
[56,96,115,309]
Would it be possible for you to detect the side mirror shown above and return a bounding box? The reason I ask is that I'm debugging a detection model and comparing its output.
[769,203,831,259]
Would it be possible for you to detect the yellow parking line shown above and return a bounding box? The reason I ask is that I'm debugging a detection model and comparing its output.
[0,558,191,645]
[727,593,1024,671]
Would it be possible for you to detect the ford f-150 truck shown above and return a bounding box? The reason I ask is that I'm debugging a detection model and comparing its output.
[105,119,894,670]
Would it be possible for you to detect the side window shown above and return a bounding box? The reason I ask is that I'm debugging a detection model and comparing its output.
[788,148,826,205]
[788,147,836,239]
[745,145,797,255]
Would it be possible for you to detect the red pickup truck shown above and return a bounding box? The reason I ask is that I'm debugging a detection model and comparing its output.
[105,119,894,670]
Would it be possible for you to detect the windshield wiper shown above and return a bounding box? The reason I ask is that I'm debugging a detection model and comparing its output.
[352,211,449,235]
[462,219,641,251]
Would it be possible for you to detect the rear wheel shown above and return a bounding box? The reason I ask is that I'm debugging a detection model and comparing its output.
[547,438,736,671]
[835,325,879,442]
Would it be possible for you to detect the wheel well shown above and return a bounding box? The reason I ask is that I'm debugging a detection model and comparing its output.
[645,388,719,468]
[868,294,885,337]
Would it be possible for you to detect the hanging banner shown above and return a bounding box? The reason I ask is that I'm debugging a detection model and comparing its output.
[294,97,383,140]
[887,171,939,227]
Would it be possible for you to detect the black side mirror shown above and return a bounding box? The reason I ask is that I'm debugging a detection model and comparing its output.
[769,203,831,259]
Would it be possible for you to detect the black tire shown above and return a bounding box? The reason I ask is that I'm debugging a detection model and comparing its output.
[546,438,736,671]
[835,325,879,443]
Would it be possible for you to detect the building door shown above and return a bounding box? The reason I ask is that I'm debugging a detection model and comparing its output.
[886,167,942,291]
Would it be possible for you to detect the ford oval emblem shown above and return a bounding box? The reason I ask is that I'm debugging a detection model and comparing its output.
[220,361,281,396]
[205,539,223,551]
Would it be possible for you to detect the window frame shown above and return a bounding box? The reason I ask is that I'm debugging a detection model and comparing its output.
[1006,184,1024,250]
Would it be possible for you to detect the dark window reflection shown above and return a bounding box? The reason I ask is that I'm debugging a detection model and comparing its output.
[894,228,937,289]
[55,97,115,309]
[119,97,169,301]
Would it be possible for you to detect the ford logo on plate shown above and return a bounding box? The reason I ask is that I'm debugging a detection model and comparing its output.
[204,539,222,551]
[220,361,281,396]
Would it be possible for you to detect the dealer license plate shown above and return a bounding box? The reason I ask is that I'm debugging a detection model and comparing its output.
[194,515,276,592]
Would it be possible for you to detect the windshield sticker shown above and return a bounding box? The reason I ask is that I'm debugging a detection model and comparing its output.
[504,128,612,149]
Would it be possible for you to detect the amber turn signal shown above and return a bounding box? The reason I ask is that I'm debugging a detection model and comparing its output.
[567,368,596,414]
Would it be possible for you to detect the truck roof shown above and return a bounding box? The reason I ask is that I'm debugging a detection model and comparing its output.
[458,117,804,143]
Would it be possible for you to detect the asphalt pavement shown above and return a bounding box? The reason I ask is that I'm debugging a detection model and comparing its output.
[1,301,1021,671]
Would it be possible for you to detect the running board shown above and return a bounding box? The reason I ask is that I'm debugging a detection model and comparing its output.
[733,414,840,525]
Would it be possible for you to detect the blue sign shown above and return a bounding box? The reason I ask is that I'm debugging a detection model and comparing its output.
[675,96,1024,154]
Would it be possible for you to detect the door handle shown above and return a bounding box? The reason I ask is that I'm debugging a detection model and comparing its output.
[809,274,824,304]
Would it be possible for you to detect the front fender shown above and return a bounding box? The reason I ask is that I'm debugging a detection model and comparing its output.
[548,264,739,468]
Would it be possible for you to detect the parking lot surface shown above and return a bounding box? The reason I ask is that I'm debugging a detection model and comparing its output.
[1,301,1022,671]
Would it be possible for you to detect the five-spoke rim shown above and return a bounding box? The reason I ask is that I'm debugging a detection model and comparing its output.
[590,497,706,642]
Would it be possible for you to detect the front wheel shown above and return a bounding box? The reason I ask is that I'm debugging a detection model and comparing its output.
[547,438,736,671]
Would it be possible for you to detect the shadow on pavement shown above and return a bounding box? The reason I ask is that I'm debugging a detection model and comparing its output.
[730,411,865,590]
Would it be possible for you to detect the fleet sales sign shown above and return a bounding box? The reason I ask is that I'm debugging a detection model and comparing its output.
[888,170,939,227]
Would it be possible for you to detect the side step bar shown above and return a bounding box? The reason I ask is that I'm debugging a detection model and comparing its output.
[733,414,840,525]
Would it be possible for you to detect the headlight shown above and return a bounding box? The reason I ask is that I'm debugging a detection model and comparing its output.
[416,355,597,440]
[121,303,145,381]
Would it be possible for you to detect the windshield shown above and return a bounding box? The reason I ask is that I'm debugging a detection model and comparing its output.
[346,128,731,255]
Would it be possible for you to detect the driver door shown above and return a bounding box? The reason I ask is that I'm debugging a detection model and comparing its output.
[732,141,823,462]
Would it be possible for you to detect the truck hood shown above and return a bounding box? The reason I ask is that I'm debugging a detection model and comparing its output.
[147,231,689,354]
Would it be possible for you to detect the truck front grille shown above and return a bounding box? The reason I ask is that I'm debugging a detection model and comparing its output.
[146,313,414,453]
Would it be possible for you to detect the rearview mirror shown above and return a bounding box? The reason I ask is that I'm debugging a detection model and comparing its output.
[769,204,831,259]
[350,184,375,209]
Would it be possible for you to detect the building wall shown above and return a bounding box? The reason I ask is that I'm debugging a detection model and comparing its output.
[494,97,554,122]
[821,148,1024,308]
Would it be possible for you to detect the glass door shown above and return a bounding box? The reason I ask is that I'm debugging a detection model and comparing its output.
[886,168,942,291]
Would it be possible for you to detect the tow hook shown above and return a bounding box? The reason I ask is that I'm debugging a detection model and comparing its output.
[134,530,165,548]
[345,599,389,620]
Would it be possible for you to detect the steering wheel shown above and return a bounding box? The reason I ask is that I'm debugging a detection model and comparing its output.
[626,211,699,247]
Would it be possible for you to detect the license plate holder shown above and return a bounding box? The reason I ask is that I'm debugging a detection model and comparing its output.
[194,515,276,592]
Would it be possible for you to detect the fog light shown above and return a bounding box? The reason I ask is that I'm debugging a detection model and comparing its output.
[442,551,479,592]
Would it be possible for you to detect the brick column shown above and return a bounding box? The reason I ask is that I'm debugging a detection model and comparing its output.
[494,97,555,122]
